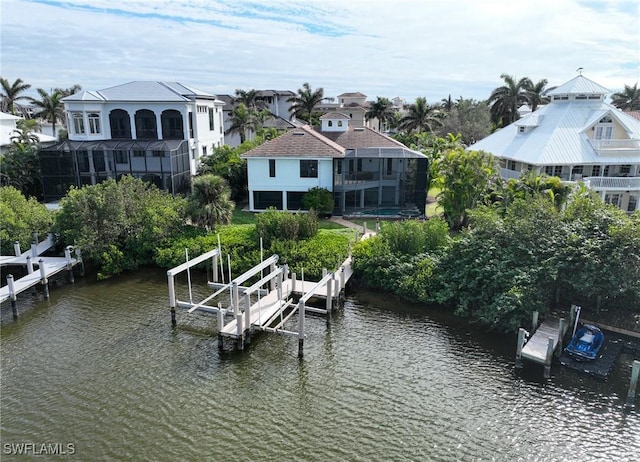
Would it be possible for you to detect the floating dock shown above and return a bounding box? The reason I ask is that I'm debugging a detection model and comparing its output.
[167,247,356,357]
[0,234,82,314]
[558,339,623,379]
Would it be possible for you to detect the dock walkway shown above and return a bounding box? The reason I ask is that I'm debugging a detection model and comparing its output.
[516,316,570,378]
[0,234,81,306]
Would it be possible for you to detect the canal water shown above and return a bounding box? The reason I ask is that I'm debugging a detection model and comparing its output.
[1,268,639,461]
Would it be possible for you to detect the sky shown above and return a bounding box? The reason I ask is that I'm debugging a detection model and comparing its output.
[1,0,639,104]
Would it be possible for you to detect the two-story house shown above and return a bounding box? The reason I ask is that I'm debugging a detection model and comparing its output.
[241,113,427,215]
[38,81,225,202]
[469,75,640,212]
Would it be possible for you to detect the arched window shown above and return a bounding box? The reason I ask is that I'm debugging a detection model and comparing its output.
[328,120,333,127]
[161,110,184,139]
[135,109,157,139]
[109,109,131,139]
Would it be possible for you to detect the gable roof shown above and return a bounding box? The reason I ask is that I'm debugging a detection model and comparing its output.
[241,125,344,158]
[320,112,351,120]
[337,92,366,98]
[320,126,408,150]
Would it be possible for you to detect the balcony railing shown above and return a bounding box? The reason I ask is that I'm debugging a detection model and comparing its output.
[588,139,640,156]
[583,176,640,191]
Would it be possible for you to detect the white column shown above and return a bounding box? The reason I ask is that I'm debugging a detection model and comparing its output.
[155,112,163,139]
[129,111,137,140]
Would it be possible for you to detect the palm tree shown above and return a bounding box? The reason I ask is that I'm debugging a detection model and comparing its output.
[235,89,268,110]
[56,84,82,98]
[398,97,443,133]
[440,94,455,112]
[10,119,41,145]
[30,88,65,138]
[187,174,235,231]
[611,83,640,111]
[365,97,395,131]
[225,103,254,143]
[488,74,531,128]
[287,82,324,124]
[0,77,31,115]
[524,78,553,112]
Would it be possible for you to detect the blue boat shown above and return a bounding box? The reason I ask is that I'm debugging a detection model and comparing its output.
[565,324,604,361]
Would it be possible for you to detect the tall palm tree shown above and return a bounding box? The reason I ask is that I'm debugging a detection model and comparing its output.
[0,77,31,115]
[30,88,65,138]
[188,174,234,231]
[488,74,531,128]
[611,83,640,111]
[10,119,41,145]
[524,78,553,112]
[287,82,324,124]
[365,96,395,131]
[440,94,455,112]
[56,84,82,98]
[235,89,268,110]
[398,97,443,133]
[225,103,255,143]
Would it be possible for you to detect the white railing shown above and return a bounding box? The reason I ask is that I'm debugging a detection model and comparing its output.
[588,139,640,155]
[583,176,640,190]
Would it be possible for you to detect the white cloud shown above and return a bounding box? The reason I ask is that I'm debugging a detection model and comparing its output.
[1,0,638,102]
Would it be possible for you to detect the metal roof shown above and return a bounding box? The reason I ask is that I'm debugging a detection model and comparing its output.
[469,98,640,166]
[41,139,188,152]
[547,75,611,96]
[64,82,218,103]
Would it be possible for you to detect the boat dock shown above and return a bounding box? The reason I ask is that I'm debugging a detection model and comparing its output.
[167,246,356,357]
[1,233,82,316]
[516,308,576,378]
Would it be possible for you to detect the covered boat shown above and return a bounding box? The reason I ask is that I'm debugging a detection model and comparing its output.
[564,324,604,361]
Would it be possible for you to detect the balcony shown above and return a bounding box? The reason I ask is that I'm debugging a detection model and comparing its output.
[583,176,640,191]
[588,139,640,156]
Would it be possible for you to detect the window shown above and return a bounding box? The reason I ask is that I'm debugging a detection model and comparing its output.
[544,166,553,176]
[286,191,306,210]
[253,191,283,210]
[300,159,318,178]
[620,165,631,175]
[269,159,276,177]
[554,166,562,177]
[328,120,333,127]
[507,160,516,170]
[133,150,146,157]
[571,165,583,176]
[337,121,343,127]
[72,112,85,134]
[592,165,601,176]
[202,146,207,157]
[357,159,362,172]
[209,108,215,131]
[386,158,393,175]
[88,113,101,134]
[114,150,127,164]
[153,150,164,157]
[518,126,525,133]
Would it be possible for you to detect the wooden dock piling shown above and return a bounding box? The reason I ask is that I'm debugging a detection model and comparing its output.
[627,360,640,410]
[14,241,20,256]
[7,274,18,318]
[298,300,305,358]
[39,259,49,299]
[532,311,539,334]
[65,246,75,283]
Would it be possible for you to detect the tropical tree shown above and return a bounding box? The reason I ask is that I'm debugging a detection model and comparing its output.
[0,186,53,255]
[30,88,65,138]
[187,174,234,231]
[365,97,395,131]
[54,176,186,279]
[287,82,324,124]
[56,84,82,98]
[488,74,531,128]
[302,187,334,216]
[437,98,491,145]
[435,148,500,230]
[10,119,41,145]
[398,97,443,134]
[611,83,640,111]
[0,77,31,115]
[440,94,455,112]
[225,103,254,144]
[524,78,553,112]
[235,88,268,110]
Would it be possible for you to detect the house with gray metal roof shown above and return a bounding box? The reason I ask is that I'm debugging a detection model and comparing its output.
[38,81,225,201]
[469,75,640,212]
[241,113,427,215]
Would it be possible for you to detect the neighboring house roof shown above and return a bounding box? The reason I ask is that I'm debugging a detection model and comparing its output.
[241,125,345,158]
[320,126,408,150]
[468,76,640,166]
[263,116,296,130]
[320,112,351,120]
[338,92,366,98]
[63,81,220,102]
[627,111,640,121]
[0,112,21,121]
[257,90,295,97]
[547,75,610,96]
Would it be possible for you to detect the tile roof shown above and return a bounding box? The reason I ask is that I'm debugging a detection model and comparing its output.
[337,92,367,97]
[320,112,351,119]
[320,126,407,150]
[241,125,344,158]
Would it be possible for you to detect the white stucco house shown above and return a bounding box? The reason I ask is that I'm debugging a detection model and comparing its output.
[469,75,640,212]
[1,111,57,154]
[241,113,428,215]
[38,81,225,201]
